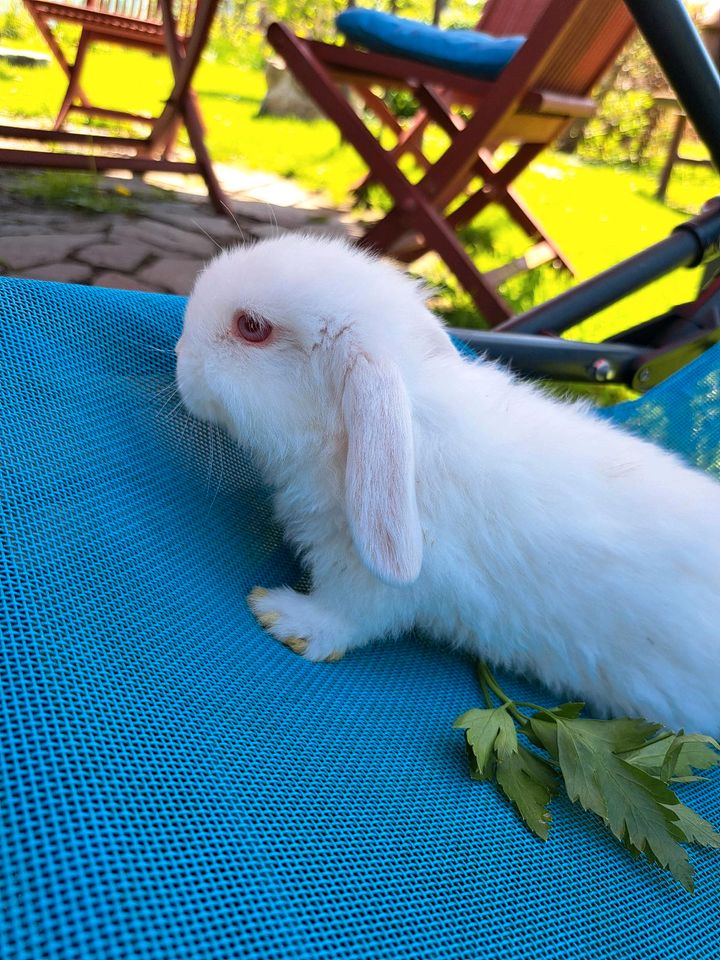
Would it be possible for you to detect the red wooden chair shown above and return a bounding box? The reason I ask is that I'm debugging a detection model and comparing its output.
[1,0,228,212]
[351,0,551,199]
[268,0,635,325]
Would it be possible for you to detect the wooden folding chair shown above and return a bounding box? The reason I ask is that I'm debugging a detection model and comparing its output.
[1,0,229,212]
[351,0,550,198]
[268,0,634,325]
[349,0,574,286]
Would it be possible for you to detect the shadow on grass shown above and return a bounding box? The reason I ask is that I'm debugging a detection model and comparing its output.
[5,171,151,214]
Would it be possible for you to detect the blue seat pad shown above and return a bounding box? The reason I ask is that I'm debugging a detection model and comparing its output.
[2,277,719,959]
[336,9,525,80]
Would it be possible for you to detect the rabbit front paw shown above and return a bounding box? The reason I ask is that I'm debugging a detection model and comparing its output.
[248,586,347,662]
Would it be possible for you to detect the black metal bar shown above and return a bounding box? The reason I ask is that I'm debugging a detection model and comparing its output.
[495,230,697,335]
[494,2,720,338]
[496,199,720,336]
[447,329,644,385]
[624,0,720,171]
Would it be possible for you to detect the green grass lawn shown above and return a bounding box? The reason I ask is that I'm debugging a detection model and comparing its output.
[1,35,718,339]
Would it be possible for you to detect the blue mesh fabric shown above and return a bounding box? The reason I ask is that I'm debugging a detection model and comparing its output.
[2,276,719,960]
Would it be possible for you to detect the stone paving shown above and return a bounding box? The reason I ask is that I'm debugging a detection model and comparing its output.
[0,163,366,295]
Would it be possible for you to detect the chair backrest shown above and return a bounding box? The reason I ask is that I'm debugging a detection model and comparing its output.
[25,0,197,37]
[532,0,634,96]
[478,0,552,38]
[476,0,633,98]
[105,0,195,35]
[440,0,636,160]
[95,0,163,22]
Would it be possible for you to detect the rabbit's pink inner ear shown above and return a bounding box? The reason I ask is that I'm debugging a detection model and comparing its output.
[342,354,423,587]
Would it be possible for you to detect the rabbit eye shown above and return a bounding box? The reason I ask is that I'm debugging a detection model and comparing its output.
[234,310,272,344]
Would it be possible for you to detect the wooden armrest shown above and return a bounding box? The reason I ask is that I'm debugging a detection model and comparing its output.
[520,89,597,118]
[304,38,494,99]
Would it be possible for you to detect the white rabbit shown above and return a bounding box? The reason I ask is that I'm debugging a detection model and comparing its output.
[176,234,720,734]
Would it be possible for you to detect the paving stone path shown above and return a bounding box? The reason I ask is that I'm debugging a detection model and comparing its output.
[0,164,365,295]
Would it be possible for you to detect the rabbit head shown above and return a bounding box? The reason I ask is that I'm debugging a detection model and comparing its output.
[176,234,453,585]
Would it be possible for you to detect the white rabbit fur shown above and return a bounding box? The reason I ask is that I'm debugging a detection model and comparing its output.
[177,233,720,733]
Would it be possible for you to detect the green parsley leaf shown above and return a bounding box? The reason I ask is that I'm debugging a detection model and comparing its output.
[530,714,662,759]
[669,803,720,849]
[456,660,720,893]
[621,732,720,782]
[543,717,694,892]
[453,707,516,781]
[543,702,585,719]
[455,706,557,838]
[495,743,558,840]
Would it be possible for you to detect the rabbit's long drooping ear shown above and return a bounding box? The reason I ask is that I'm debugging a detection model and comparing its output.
[342,353,423,586]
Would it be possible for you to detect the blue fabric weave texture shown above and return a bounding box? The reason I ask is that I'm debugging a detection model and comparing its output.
[2,276,719,959]
[336,9,524,80]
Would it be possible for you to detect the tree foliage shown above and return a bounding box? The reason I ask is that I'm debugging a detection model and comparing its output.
[559,1,715,164]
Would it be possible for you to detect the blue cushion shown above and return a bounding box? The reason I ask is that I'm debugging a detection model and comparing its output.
[2,276,720,959]
[336,9,524,80]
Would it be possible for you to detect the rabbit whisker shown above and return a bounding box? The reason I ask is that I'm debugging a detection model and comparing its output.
[262,200,283,239]
[192,218,222,251]
[168,396,186,419]
[154,382,179,405]
[219,199,247,243]
[155,379,177,395]
[141,342,176,355]
[155,386,186,420]
[207,423,224,512]
[155,388,180,418]
[178,407,193,446]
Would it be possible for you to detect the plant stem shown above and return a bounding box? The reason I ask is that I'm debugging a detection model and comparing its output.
[478,669,494,709]
[515,700,553,715]
[475,660,530,728]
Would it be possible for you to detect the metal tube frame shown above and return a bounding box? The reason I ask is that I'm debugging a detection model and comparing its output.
[454,0,720,389]
[493,199,720,337]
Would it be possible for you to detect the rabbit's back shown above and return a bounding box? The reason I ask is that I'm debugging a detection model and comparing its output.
[410,355,720,730]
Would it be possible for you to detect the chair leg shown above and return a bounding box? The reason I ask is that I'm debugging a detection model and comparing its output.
[181,92,230,214]
[54,30,92,131]
[351,89,431,194]
[657,113,686,202]
[24,8,92,113]
[412,88,575,273]
[363,141,574,279]
[153,92,199,161]
[376,142,538,262]
[153,0,230,213]
[375,84,574,273]
[150,0,219,148]
[449,143,575,273]
[359,203,516,325]
[159,115,184,160]
[494,183,575,275]
[359,206,417,256]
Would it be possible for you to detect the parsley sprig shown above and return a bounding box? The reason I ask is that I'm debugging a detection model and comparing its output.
[454,661,720,892]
